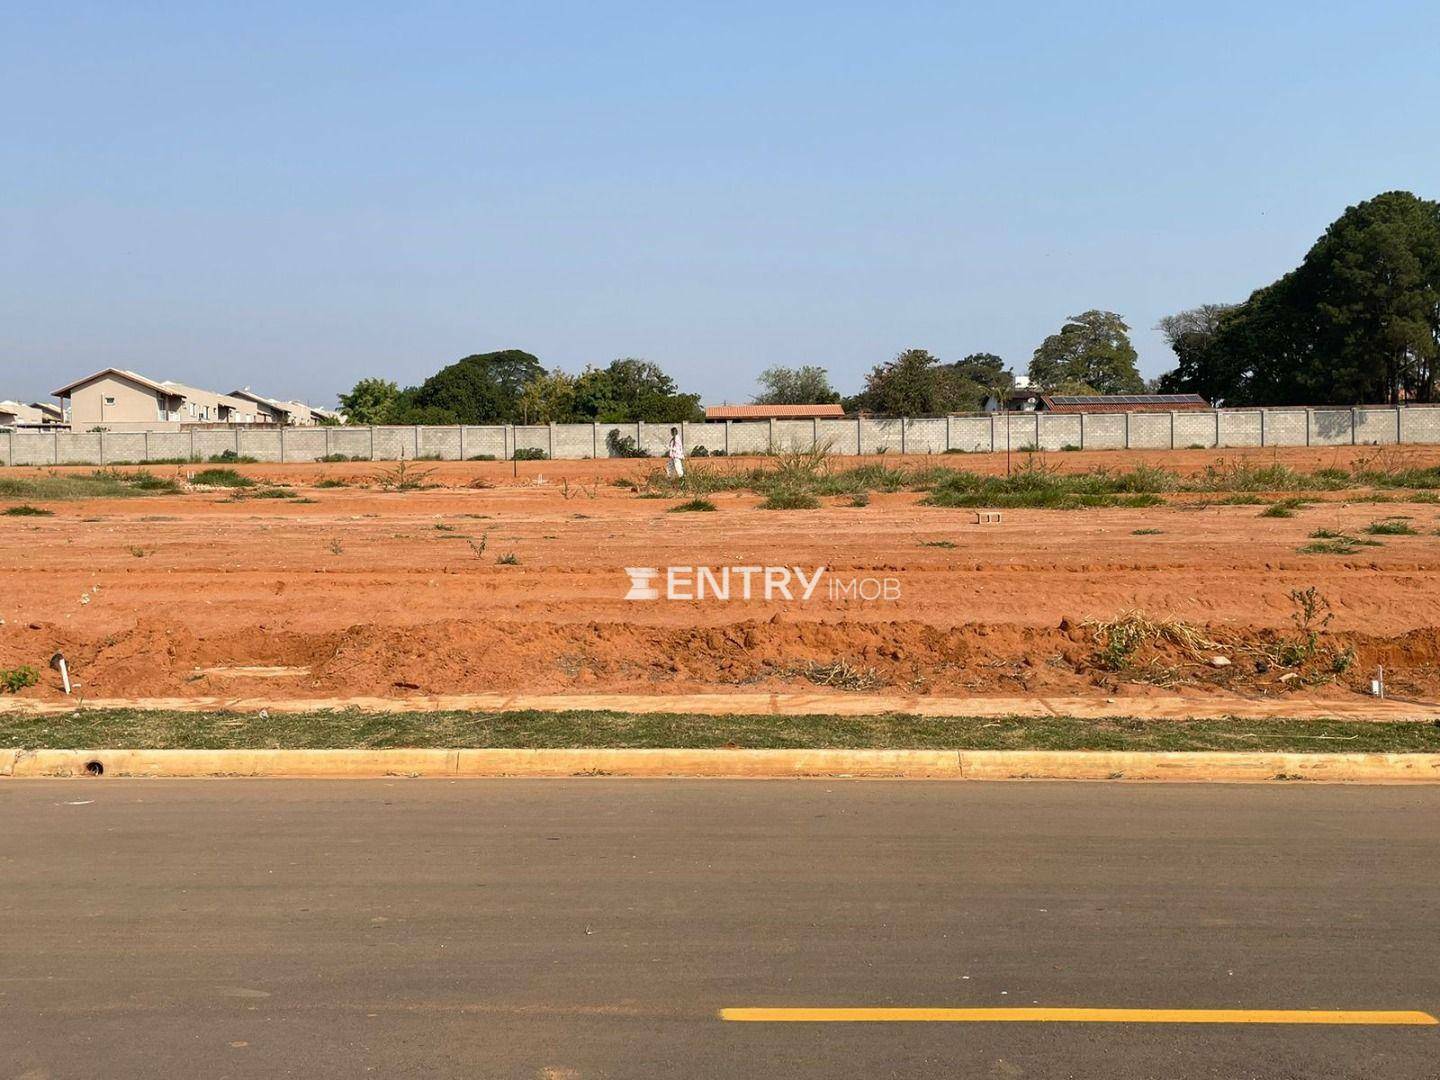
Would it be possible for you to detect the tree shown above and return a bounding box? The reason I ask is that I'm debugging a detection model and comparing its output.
[946,352,1014,411]
[848,348,967,416]
[1154,305,1237,401]
[753,365,840,405]
[338,378,399,425]
[571,359,704,422]
[516,369,578,424]
[1157,192,1440,405]
[409,349,545,424]
[1028,311,1144,395]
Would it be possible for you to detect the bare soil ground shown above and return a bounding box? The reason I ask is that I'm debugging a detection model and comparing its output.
[4,445,1440,715]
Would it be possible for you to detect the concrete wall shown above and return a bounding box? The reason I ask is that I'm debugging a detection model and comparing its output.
[4,406,1440,465]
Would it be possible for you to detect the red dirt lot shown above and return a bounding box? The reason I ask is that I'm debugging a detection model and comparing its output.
[4,446,1440,713]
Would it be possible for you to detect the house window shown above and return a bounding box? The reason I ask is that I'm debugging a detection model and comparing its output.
[104,396,116,407]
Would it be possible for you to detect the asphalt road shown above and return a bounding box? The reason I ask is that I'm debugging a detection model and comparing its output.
[2,780,1438,1079]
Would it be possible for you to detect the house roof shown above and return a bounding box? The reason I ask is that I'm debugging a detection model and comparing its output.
[52,367,178,398]
[1040,393,1210,414]
[229,388,295,413]
[704,403,846,420]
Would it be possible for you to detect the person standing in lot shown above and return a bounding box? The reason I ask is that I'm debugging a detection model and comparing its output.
[666,426,685,479]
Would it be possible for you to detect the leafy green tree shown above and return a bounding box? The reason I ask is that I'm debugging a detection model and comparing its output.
[753,365,840,405]
[946,352,1014,411]
[1158,192,1440,405]
[1154,304,1238,402]
[338,378,399,425]
[517,369,578,424]
[409,349,545,424]
[571,358,703,422]
[1029,311,1144,395]
[848,348,966,416]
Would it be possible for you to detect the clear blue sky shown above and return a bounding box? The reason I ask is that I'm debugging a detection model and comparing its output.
[3,1,1437,407]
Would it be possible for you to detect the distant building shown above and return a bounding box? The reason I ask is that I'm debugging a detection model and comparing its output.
[982,392,1210,414]
[704,403,846,420]
[50,368,333,428]
[0,400,63,427]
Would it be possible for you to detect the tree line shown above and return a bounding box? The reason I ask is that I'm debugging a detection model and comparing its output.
[339,190,1439,423]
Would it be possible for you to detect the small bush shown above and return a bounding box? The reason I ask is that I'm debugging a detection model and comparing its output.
[1,666,39,694]
[846,492,870,507]
[468,454,497,461]
[209,450,259,464]
[690,446,710,457]
[496,552,521,565]
[190,468,254,488]
[319,453,354,463]
[512,447,548,461]
[315,478,348,489]
[1365,518,1418,535]
[670,498,717,512]
[3,505,52,516]
[1260,498,1307,518]
[920,539,957,548]
[760,489,821,510]
[1132,528,1163,535]
[605,431,648,458]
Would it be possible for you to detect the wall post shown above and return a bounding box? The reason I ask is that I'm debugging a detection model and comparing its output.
[1123,411,1131,449]
[768,418,776,453]
[458,425,465,461]
[548,422,555,459]
[1397,405,1404,444]
[189,427,196,461]
[592,422,599,459]
[53,429,59,465]
[1259,408,1266,447]
[1351,407,1359,445]
[725,420,732,456]
[1214,410,1221,448]
[1078,411,1085,450]
[1169,411,1176,449]
[1304,409,1312,446]
[813,416,819,451]
[98,430,105,465]
[143,430,149,462]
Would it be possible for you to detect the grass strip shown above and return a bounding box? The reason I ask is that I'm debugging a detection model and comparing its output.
[3,709,1439,753]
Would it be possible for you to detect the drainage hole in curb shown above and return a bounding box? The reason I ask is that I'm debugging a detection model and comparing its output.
[84,760,104,777]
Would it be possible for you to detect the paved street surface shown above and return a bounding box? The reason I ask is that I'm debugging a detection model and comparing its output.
[2,779,1438,1079]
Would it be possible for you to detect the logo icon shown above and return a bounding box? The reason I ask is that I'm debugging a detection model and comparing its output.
[623,567,661,601]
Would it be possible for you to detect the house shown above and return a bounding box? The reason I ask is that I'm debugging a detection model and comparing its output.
[0,400,63,427]
[52,368,190,426]
[51,368,330,428]
[157,381,257,424]
[704,403,847,420]
[983,391,1210,413]
[229,389,330,426]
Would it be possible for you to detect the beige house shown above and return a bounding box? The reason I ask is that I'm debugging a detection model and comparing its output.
[52,369,183,427]
[229,389,332,426]
[0,400,63,427]
[52,369,333,428]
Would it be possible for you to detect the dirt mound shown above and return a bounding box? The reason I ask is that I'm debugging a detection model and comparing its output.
[5,616,1438,704]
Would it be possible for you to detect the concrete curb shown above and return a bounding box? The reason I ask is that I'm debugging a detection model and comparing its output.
[5,747,1440,782]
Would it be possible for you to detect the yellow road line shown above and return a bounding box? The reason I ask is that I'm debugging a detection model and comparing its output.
[720,1008,1439,1025]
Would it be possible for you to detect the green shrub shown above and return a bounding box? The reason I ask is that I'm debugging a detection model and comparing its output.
[315,478,348,489]
[760,488,821,510]
[190,468,254,488]
[1365,518,1418,535]
[209,450,258,464]
[1,666,38,694]
[605,431,648,458]
[468,454,497,461]
[669,498,717,512]
[512,447,548,461]
[3,505,52,516]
